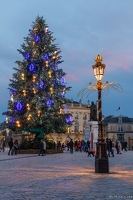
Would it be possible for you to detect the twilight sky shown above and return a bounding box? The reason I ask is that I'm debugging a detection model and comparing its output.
[0,0,133,122]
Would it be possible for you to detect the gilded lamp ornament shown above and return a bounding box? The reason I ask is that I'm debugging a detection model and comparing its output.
[77,55,123,99]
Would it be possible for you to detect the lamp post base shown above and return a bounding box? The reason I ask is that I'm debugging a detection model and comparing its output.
[95,140,109,173]
[95,157,109,173]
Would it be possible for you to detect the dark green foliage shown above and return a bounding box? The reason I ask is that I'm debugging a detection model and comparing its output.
[19,137,40,149]
[19,137,55,149]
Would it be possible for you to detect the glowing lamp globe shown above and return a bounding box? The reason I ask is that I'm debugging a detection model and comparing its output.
[92,55,106,81]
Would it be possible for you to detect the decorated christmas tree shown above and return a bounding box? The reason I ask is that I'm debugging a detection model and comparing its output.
[3,16,72,137]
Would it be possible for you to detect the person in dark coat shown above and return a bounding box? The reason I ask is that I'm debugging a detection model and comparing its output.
[106,138,110,156]
[38,139,44,156]
[109,139,114,157]
[115,140,119,154]
[69,139,73,154]
[8,138,14,155]
[87,140,90,151]
[57,141,61,150]
[2,140,6,152]
[14,140,18,155]
[123,140,128,152]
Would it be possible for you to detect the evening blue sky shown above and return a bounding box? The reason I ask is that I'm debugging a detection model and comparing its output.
[0,0,133,122]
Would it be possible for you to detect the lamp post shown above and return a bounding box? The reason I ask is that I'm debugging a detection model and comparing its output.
[77,55,123,173]
[92,55,109,173]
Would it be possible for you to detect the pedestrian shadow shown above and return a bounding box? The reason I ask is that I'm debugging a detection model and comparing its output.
[0,155,38,162]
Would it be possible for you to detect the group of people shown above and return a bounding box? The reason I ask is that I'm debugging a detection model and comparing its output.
[106,138,115,157]
[8,138,18,155]
[0,137,128,158]
[115,140,128,154]
[57,139,74,154]
[0,138,19,155]
[106,138,128,157]
[74,140,90,152]
[57,138,128,157]
[57,140,91,154]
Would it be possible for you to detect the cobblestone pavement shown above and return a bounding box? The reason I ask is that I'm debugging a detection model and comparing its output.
[0,149,133,200]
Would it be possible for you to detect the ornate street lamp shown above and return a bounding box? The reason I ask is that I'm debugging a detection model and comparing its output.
[77,55,123,173]
[92,55,108,173]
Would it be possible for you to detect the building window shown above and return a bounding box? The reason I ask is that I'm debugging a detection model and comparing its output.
[117,134,124,142]
[74,123,79,132]
[118,126,123,132]
[108,125,113,131]
[127,125,130,131]
[75,114,78,119]
[118,118,122,123]
[83,114,87,120]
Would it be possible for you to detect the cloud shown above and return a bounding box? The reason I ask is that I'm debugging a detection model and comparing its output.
[0,0,133,122]
[102,50,133,73]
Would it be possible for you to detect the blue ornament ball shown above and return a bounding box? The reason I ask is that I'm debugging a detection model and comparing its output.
[46,99,52,107]
[15,101,23,111]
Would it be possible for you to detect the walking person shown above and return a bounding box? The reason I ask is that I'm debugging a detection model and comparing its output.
[115,140,119,154]
[61,143,65,151]
[67,142,70,151]
[111,140,115,157]
[85,142,88,153]
[57,141,61,150]
[8,138,14,155]
[87,140,90,151]
[74,141,78,151]
[38,139,44,156]
[123,140,128,152]
[77,141,81,152]
[14,140,18,155]
[110,139,114,157]
[69,139,73,154]
[118,141,122,154]
[2,139,6,152]
[43,139,46,155]
[106,138,110,156]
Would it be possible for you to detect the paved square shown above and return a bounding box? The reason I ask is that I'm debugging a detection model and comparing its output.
[0,150,133,200]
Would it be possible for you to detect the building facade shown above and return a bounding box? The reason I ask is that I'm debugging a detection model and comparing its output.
[103,115,133,150]
[47,99,92,144]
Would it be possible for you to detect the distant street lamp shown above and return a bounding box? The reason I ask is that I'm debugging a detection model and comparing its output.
[77,55,123,173]
[92,55,109,173]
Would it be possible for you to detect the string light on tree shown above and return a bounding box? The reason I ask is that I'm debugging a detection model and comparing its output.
[6,118,8,124]
[44,26,48,33]
[16,120,21,127]
[45,61,49,67]
[50,87,54,94]
[11,95,14,102]
[22,90,26,96]
[27,114,32,121]
[37,110,41,117]
[26,104,30,111]
[32,76,36,82]
[21,73,25,80]
[32,88,36,94]
[48,71,52,78]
